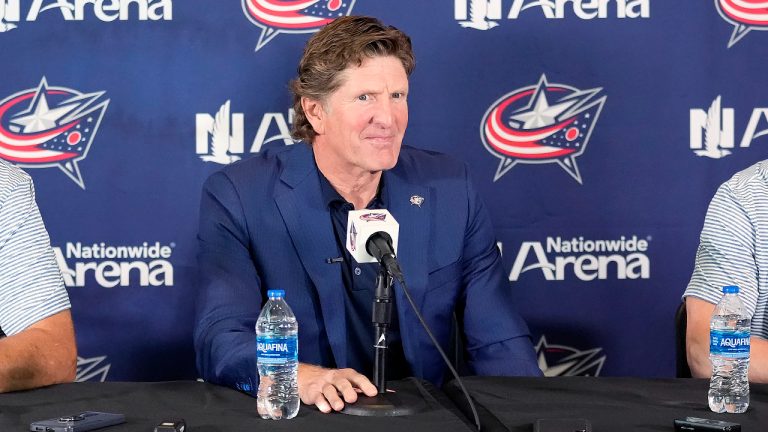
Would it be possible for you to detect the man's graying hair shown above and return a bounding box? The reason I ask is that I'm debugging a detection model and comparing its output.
[290,16,414,143]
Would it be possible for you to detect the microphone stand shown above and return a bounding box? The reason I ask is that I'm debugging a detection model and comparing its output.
[373,265,392,393]
[340,264,426,416]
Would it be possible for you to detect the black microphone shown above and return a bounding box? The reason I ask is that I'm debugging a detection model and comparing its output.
[365,232,404,282]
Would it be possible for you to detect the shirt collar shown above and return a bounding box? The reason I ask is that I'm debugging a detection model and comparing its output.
[316,166,387,210]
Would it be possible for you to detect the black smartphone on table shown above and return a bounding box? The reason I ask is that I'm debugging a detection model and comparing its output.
[30,411,125,432]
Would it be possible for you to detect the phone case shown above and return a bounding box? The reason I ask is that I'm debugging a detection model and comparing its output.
[30,411,126,432]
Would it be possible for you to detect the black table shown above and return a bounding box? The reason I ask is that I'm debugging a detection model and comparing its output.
[2,377,766,431]
[445,377,768,432]
[0,379,472,432]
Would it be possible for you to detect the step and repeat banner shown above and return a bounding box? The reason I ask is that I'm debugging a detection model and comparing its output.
[1,0,767,381]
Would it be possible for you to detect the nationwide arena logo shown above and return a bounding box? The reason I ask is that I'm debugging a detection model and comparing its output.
[0,78,108,189]
[504,235,650,282]
[454,0,649,30]
[690,95,768,159]
[716,0,768,48]
[536,336,606,377]
[481,75,606,184]
[0,0,172,32]
[242,0,356,51]
[53,242,175,288]
[196,100,296,164]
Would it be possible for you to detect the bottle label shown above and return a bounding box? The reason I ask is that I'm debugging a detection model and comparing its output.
[256,335,298,365]
[710,330,750,358]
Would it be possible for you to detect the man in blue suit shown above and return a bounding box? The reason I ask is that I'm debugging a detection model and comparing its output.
[194,16,540,414]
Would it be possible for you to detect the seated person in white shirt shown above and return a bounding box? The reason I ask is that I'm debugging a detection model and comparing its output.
[0,160,76,392]
[684,159,768,383]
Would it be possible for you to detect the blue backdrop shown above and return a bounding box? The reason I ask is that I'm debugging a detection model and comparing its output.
[1,0,767,381]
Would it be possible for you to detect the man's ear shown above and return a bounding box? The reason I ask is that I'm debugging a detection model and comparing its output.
[301,97,325,136]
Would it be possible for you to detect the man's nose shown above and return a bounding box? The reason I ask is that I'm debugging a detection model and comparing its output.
[370,99,396,127]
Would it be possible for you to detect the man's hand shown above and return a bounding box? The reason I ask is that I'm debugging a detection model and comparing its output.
[297,363,377,413]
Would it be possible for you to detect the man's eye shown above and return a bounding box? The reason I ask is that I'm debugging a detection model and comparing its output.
[357,94,369,101]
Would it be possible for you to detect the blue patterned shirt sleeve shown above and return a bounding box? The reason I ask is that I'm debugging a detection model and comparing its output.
[0,161,70,336]
[684,160,768,340]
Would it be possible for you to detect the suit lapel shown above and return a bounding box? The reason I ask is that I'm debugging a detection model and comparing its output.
[386,170,431,378]
[274,145,347,367]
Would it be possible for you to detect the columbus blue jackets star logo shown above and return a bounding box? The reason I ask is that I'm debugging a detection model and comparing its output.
[242,0,356,51]
[481,75,606,184]
[0,77,109,189]
[76,355,111,382]
[716,0,768,48]
[536,335,606,377]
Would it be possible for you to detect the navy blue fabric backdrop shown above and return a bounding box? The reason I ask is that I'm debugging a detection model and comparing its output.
[1,0,767,381]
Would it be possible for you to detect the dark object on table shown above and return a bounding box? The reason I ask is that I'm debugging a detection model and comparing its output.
[674,417,741,432]
[29,411,125,432]
[533,418,591,432]
[153,419,186,432]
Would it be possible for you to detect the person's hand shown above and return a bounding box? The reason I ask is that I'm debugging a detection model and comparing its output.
[297,363,378,413]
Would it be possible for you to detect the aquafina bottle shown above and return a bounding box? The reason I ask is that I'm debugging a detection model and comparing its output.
[708,285,750,413]
[256,289,299,419]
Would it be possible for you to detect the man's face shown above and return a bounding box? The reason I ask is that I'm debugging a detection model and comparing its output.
[307,55,409,176]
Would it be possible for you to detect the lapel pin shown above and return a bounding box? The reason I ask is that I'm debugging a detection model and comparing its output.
[409,195,424,207]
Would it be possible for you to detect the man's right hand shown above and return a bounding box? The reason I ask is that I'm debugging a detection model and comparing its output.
[297,363,378,413]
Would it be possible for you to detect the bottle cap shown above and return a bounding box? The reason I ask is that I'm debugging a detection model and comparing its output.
[722,285,739,294]
[267,289,285,299]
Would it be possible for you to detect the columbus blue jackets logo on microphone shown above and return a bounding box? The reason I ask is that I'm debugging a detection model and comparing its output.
[717,0,768,48]
[0,78,109,189]
[481,75,605,184]
[242,0,356,51]
[360,212,386,222]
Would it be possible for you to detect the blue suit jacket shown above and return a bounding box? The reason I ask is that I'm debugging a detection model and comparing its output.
[194,144,540,390]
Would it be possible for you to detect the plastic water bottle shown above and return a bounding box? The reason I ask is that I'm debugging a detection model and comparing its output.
[708,285,750,413]
[256,289,299,419]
